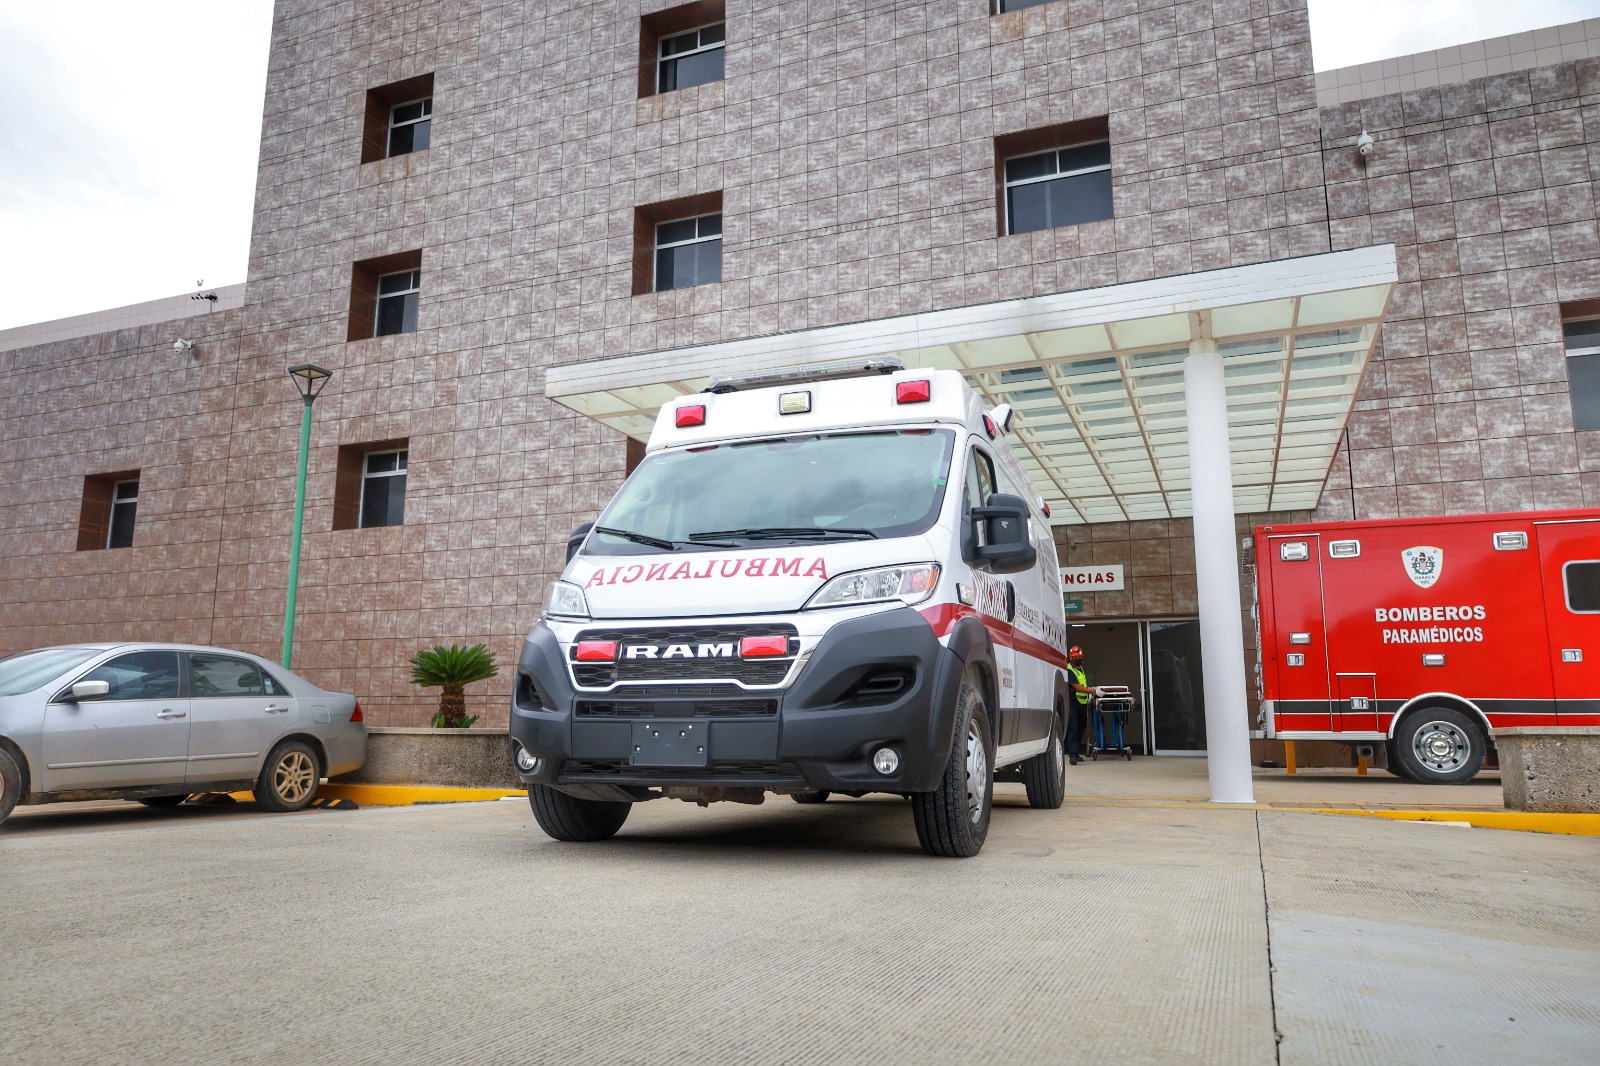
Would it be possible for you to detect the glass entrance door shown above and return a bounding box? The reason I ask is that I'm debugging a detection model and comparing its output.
[1147,620,1206,753]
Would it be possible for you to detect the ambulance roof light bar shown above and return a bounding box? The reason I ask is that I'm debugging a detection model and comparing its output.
[705,357,906,394]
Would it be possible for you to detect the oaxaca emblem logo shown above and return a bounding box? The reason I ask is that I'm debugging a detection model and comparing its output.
[1402,546,1443,589]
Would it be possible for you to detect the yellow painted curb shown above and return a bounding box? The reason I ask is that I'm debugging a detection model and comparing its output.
[317,784,526,806]
[1306,807,1600,837]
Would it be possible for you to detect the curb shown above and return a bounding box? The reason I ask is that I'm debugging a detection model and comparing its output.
[317,784,526,806]
[1306,807,1600,837]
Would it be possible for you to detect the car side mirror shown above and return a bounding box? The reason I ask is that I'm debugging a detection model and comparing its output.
[566,521,595,564]
[70,680,110,701]
[971,493,1038,575]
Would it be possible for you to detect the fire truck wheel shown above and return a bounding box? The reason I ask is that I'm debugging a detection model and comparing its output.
[1383,740,1416,780]
[1020,704,1066,809]
[1393,708,1485,785]
[527,784,632,841]
[790,791,830,804]
[912,668,993,857]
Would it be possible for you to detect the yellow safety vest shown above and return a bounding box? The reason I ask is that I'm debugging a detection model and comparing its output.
[1067,663,1090,705]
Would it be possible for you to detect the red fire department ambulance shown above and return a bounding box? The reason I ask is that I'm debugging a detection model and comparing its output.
[1254,508,1600,784]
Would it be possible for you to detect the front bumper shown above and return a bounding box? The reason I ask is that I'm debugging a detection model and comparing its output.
[508,605,964,800]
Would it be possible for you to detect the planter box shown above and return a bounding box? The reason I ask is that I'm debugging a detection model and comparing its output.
[336,727,521,789]
[1490,727,1600,813]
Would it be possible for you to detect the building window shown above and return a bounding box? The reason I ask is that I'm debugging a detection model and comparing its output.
[1562,316,1600,432]
[361,74,434,164]
[659,24,724,93]
[348,250,422,341]
[334,440,409,530]
[655,214,722,291]
[632,192,723,295]
[387,98,432,157]
[638,1,725,99]
[76,470,140,551]
[375,269,421,336]
[1003,141,1113,235]
[994,0,1054,10]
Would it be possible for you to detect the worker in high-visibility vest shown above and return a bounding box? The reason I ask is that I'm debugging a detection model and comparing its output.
[1065,645,1094,765]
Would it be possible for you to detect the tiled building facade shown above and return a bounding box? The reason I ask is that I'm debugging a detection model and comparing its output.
[3,0,1599,734]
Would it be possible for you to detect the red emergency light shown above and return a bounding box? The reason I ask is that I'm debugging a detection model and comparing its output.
[675,405,707,428]
[895,380,930,404]
[739,636,790,658]
[573,640,620,661]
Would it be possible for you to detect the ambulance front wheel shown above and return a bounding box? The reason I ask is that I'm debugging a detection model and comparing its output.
[528,784,632,841]
[1392,707,1485,785]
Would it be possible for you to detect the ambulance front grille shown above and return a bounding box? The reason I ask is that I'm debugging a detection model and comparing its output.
[569,624,799,688]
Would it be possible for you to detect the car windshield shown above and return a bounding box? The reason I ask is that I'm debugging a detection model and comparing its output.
[0,648,103,696]
[589,429,956,554]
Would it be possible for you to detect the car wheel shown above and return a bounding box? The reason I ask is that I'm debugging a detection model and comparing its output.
[1020,705,1066,810]
[138,795,189,808]
[912,668,993,857]
[0,748,20,826]
[1393,708,1484,785]
[528,785,631,842]
[790,791,831,804]
[254,740,321,812]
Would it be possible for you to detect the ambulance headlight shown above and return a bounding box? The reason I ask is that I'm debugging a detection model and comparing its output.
[804,564,941,609]
[543,581,591,620]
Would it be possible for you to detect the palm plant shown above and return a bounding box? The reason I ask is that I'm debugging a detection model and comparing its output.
[409,643,498,728]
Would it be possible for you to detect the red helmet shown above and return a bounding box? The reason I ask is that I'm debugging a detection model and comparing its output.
[1068,645,1084,661]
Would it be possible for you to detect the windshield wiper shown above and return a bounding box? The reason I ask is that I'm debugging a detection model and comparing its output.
[592,525,681,551]
[688,526,879,541]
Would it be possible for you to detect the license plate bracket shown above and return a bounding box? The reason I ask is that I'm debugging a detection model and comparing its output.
[629,721,709,768]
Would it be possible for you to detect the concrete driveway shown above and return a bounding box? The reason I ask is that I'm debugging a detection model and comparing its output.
[3,761,1597,1065]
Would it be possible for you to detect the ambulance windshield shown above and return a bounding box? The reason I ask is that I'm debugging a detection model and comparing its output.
[589,429,956,554]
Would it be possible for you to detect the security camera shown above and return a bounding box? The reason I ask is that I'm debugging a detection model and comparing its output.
[173,339,194,353]
[1356,130,1375,157]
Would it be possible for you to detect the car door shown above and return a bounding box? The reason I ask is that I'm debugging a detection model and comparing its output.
[41,650,189,792]
[184,653,297,784]
[965,444,1019,742]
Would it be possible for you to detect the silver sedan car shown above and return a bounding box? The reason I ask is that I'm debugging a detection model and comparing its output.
[0,643,366,824]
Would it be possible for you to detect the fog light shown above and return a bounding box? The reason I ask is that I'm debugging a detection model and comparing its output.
[872,747,900,775]
[514,744,541,774]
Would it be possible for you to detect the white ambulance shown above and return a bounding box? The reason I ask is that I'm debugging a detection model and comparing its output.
[510,359,1072,856]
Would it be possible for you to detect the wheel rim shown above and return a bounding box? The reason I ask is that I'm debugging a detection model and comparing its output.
[1412,720,1472,774]
[1051,723,1065,781]
[274,751,316,803]
[965,720,989,825]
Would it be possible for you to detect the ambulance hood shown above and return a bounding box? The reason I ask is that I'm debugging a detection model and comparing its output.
[567,535,941,619]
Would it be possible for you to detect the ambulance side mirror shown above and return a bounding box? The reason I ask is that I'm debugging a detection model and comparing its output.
[566,521,595,563]
[970,493,1037,575]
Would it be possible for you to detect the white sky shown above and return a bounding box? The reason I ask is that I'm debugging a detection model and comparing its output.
[1,0,1598,332]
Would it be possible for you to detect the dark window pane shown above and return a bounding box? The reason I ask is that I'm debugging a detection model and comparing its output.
[661,29,699,56]
[400,291,418,333]
[1567,352,1600,431]
[392,101,426,124]
[375,292,418,336]
[1046,169,1115,227]
[1566,562,1600,612]
[1005,151,1057,183]
[361,472,406,528]
[115,480,139,500]
[1007,183,1051,235]
[260,669,289,696]
[700,23,724,44]
[82,652,181,701]
[1565,319,1600,351]
[396,450,409,469]
[389,123,415,156]
[999,0,1055,10]
[367,452,398,474]
[191,655,264,698]
[697,214,722,237]
[656,246,677,290]
[379,270,417,295]
[660,47,723,92]
[1058,140,1111,173]
[411,119,430,151]
[657,218,698,246]
[695,239,722,285]
[108,500,136,549]
[656,240,720,291]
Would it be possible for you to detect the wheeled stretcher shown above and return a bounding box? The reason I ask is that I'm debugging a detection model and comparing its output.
[1089,685,1134,761]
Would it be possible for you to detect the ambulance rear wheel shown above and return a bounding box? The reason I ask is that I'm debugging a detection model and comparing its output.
[1393,708,1484,785]
[1020,704,1066,809]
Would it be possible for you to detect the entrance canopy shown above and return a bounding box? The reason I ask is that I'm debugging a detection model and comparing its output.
[548,245,1397,524]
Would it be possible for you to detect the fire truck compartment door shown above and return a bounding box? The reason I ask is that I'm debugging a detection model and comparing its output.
[1334,673,1378,733]
[1536,520,1600,715]
[1267,534,1331,730]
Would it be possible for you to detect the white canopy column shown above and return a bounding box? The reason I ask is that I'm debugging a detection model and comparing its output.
[1183,332,1255,804]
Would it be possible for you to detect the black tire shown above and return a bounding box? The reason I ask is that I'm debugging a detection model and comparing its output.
[138,795,189,808]
[1392,707,1485,785]
[253,740,321,812]
[912,668,994,857]
[528,784,632,842]
[1383,739,1415,780]
[790,791,831,804]
[1020,706,1066,809]
[0,748,20,826]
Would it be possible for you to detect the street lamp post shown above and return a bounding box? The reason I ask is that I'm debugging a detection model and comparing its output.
[282,364,332,669]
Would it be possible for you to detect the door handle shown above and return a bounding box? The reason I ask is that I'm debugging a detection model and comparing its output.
[156,709,187,720]
[264,705,290,714]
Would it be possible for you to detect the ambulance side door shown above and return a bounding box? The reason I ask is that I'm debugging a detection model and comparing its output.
[964,444,1019,741]
[1535,518,1600,721]
[1263,534,1332,732]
